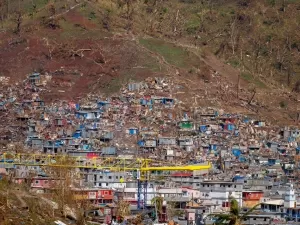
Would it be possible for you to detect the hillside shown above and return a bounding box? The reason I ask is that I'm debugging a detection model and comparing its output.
[0,0,300,124]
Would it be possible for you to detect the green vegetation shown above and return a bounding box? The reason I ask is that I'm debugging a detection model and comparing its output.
[1,0,300,91]
[139,38,199,68]
[211,198,260,225]
[227,58,240,68]
[241,72,267,89]
[103,76,131,95]
[24,0,49,13]
[279,101,288,108]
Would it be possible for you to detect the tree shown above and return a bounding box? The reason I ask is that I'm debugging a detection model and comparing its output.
[118,0,137,31]
[102,9,112,31]
[151,195,163,221]
[116,198,130,222]
[166,201,182,221]
[229,16,238,55]
[46,156,77,217]
[211,198,260,225]
[12,10,22,36]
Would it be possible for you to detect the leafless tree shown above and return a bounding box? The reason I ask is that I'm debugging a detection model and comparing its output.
[12,10,22,36]
[229,16,238,55]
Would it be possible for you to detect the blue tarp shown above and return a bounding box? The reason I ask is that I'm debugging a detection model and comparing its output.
[228,124,235,131]
[73,131,81,138]
[288,136,296,142]
[162,98,174,105]
[243,117,250,123]
[140,99,153,106]
[138,140,145,146]
[82,144,90,150]
[210,144,217,151]
[55,140,63,147]
[233,175,244,181]
[268,158,276,166]
[199,125,207,133]
[129,128,138,135]
[232,149,241,157]
[239,156,246,162]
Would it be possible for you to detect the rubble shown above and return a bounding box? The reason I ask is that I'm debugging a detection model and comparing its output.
[1,71,300,224]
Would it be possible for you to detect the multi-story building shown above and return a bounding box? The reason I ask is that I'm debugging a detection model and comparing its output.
[198,180,243,209]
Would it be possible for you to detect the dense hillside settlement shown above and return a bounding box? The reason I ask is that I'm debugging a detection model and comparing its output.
[0,72,299,224]
[1,0,300,224]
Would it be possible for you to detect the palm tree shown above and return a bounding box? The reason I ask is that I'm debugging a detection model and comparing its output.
[211,198,260,225]
[151,196,163,221]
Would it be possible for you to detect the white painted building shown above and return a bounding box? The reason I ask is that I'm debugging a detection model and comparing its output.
[199,181,243,209]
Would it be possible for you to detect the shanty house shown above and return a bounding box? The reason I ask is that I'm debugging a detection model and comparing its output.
[127,128,138,135]
[72,188,114,205]
[158,137,176,146]
[0,101,6,111]
[140,96,153,107]
[101,147,117,156]
[138,138,157,148]
[100,131,114,142]
[97,101,111,110]
[178,137,193,147]
[75,110,101,120]
[28,72,41,85]
[30,138,44,149]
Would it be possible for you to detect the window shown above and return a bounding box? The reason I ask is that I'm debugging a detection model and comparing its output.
[253,218,256,220]
[234,185,236,188]
[108,176,112,179]
[35,180,39,184]
[116,176,118,179]
[100,176,103,179]
[104,191,109,195]
[120,176,123,179]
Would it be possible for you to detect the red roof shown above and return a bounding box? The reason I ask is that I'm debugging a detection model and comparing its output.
[171,172,193,177]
